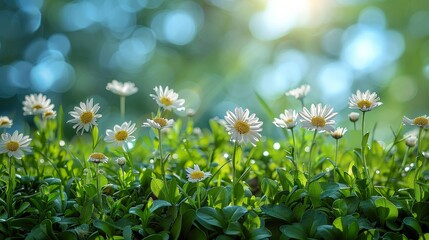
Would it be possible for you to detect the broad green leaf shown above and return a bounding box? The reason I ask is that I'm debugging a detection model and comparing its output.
[403,217,422,235]
[260,204,293,222]
[224,221,242,235]
[196,207,224,230]
[280,224,306,239]
[93,219,116,237]
[223,206,247,222]
[333,215,359,240]
[247,228,272,240]
[150,200,172,213]
[374,197,398,224]
[261,178,279,200]
[150,178,165,199]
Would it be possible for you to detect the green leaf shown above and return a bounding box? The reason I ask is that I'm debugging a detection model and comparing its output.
[150,178,165,199]
[374,197,398,225]
[93,219,116,237]
[261,204,293,222]
[16,202,30,216]
[280,224,306,239]
[362,132,370,148]
[92,126,99,149]
[223,206,247,222]
[315,225,341,240]
[333,215,359,240]
[196,207,224,230]
[261,178,279,200]
[255,92,276,120]
[403,217,422,235]
[224,221,242,235]
[247,228,272,240]
[150,200,172,213]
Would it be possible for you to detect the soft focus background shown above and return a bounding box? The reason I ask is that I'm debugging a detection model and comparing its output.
[1,0,429,140]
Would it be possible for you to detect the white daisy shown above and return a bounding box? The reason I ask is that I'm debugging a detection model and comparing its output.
[22,93,54,116]
[330,127,348,139]
[273,109,298,129]
[104,121,137,149]
[67,98,102,135]
[88,152,108,164]
[224,107,263,146]
[0,116,13,128]
[186,164,211,182]
[150,86,185,111]
[142,117,175,130]
[285,84,311,100]
[348,90,382,112]
[299,103,337,132]
[0,130,32,159]
[403,115,429,129]
[43,110,57,120]
[106,80,138,97]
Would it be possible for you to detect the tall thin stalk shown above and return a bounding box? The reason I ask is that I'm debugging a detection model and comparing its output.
[306,130,318,189]
[120,96,125,119]
[231,141,238,205]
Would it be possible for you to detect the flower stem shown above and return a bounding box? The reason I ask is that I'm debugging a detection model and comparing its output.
[120,96,125,119]
[291,128,298,180]
[334,139,339,180]
[307,130,318,187]
[400,146,410,172]
[414,127,424,201]
[7,157,15,217]
[361,112,369,178]
[197,183,201,208]
[231,142,238,205]
[158,129,165,179]
[96,164,102,211]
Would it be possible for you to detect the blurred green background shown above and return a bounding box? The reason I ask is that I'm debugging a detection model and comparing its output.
[1,0,429,140]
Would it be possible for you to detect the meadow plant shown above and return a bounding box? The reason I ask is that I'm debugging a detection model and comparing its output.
[1,84,429,239]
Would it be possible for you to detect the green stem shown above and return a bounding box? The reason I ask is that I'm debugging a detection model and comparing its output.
[96,164,102,211]
[231,142,238,205]
[414,127,424,201]
[197,183,201,208]
[400,147,410,172]
[307,130,318,188]
[353,122,356,131]
[334,139,339,180]
[7,157,15,217]
[120,96,125,119]
[417,127,424,155]
[361,112,369,177]
[158,129,165,178]
[291,128,298,179]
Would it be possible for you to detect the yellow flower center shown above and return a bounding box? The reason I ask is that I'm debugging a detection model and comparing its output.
[90,153,106,159]
[285,118,294,124]
[413,116,429,126]
[80,112,94,124]
[44,111,54,118]
[357,100,372,109]
[114,130,128,141]
[160,97,173,106]
[190,171,205,180]
[153,118,167,127]
[234,120,250,134]
[32,104,43,110]
[0,120,9,126]
[311,116,326,127]
[6,141,20,152]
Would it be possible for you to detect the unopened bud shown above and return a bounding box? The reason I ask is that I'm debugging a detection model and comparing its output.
[116,157,126,166]
[405,136,417,148]
[348,112,360,123]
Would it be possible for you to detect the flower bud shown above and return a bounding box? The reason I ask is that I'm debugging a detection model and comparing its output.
[348,112,360,123]
[116,157,126,166]
[405,136,417,148]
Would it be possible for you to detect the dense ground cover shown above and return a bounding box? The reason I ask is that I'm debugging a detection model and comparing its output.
[1,83,429,240]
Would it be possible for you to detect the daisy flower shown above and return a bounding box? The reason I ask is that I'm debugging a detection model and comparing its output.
[88,152,109,164]
[0,116,13,128]
[0,130,32,159]
[299,103,337,132]
[106,80,138,97]
[150,86,185,111]
[330,127,348,139]
[273,109,298,129]
[43,110,57,120]
[403,115,429,129]
[22,93,54,116]
[348,90,382,112]
[285,84,311,100]
[186,164,211,182]
[142,117,175,130]
[67,98,102,135]
[224,107,263,146]
[104,121,137,149]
